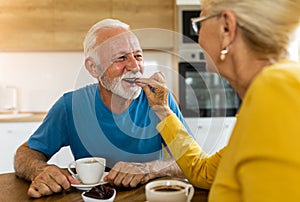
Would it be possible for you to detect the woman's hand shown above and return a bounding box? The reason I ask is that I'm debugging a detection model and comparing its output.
[138,72,173,120]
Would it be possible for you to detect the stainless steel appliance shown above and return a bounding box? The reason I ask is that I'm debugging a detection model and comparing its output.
[179,60,240,117]
[177,5,240,117]
[177,5,201,50]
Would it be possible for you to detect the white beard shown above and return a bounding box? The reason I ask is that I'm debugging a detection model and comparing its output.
[100,72,142,100]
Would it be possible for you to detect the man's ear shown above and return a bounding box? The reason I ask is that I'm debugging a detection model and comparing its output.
[85,57,100,78]
[219,10,238,48]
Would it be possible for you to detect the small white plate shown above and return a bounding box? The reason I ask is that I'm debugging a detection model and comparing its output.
[71,172,108,191]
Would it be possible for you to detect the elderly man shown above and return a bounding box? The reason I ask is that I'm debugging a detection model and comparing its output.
[14,18,192,198]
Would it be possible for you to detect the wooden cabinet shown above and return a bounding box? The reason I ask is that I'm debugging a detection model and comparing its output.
[112,0,174,30]
[0,0,174,51]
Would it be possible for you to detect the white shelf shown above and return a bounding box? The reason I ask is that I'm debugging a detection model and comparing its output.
[176,0,200,5]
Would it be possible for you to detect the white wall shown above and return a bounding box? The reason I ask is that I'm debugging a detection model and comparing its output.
[0,51,175,112]
[289,27,300,62]
[0,52,84,112]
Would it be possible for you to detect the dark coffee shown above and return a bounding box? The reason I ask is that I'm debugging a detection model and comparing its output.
[151,185,185,192]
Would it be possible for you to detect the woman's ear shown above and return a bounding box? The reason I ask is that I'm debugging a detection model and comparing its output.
[219,10,238,48]
[85,57,100,78]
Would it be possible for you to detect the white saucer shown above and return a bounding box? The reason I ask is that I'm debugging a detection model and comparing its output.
[71,172,108,191]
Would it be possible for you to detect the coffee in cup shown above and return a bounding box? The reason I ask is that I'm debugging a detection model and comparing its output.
[68,157,106,184]
[145,179,194,202]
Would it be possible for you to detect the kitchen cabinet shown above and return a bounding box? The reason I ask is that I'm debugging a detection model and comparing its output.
[0,0,174,51]
[115,0,175,50]
[0,121,73,174]
[47,146,74,169]
[0,122,40,173]
[185,117,236,155]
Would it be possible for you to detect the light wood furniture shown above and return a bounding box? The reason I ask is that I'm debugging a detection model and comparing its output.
[0,172,209,201]
[0,0,174,51]
[0,112,46,123]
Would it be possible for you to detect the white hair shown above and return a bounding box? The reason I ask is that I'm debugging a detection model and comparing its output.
[83,19,130,58]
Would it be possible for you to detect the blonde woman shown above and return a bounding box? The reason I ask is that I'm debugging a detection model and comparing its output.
[140,0,300,201]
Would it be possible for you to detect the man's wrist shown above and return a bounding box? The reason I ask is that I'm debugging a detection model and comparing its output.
[29,161,48,181]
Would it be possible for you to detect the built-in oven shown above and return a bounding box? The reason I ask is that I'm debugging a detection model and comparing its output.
[177,5,241,117]
[179,61,241,117]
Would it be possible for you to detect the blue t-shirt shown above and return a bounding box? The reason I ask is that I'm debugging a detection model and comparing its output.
[28,84,192,168]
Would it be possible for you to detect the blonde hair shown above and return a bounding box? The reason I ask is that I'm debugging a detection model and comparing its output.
[201,0,300,61]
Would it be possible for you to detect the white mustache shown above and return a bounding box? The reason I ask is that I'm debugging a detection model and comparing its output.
[121,72,143,80]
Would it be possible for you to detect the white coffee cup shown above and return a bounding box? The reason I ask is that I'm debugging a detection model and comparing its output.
[145,179,194,202]
[68,157,106,184]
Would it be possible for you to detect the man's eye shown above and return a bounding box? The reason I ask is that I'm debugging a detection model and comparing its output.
[135,54,143,60]
[115,56,126,62]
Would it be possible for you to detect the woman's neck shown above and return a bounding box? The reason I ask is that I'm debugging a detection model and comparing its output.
[231,57,273,99]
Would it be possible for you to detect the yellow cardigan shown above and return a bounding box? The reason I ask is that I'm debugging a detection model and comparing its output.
[157,60,300,201]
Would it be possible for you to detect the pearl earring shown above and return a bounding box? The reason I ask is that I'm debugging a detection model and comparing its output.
[220,47,229,61]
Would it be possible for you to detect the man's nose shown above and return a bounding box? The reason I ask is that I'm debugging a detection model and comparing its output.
[126,54,140,72]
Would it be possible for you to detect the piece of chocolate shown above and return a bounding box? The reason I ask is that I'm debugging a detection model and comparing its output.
[84,184,114,199]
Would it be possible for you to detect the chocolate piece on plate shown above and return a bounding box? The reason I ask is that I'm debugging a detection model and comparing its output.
[83,184,114,199]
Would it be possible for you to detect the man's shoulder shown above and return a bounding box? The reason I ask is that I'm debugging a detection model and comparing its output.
[63,83,98,97]
[56,83,98,108]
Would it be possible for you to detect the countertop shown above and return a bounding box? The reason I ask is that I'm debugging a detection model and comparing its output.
[0,112,47,123]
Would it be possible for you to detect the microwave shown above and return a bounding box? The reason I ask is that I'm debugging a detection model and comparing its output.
[177,5,201,50]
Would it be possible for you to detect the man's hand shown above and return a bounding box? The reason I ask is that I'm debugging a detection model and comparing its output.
[104,160,183,188]
[14,143,80,198]
[28,165,78,198]
[104,161,150,188]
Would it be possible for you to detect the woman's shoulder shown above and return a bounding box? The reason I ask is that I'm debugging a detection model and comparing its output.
[248,60,300,95]
[241,59,300,112]
[261,59,300,82]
